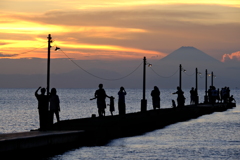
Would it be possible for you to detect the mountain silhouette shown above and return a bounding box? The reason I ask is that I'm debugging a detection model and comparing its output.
[160,46,222,64]
[147,46,228,89]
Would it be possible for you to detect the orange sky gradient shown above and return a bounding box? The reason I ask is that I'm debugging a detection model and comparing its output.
[0,0,240,60]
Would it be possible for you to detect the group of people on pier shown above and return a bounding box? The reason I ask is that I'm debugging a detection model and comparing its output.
[188,85,235,106]
[207,86,235,104]
[35,84,235,129]
[35,87,60,130]
[91,84,162,117]
[90,84,127,117]
[172,86,236,108]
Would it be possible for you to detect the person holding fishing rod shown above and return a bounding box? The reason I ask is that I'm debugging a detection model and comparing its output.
[90,84,110,117]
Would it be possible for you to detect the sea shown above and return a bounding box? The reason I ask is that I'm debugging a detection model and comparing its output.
[0,88,239,160]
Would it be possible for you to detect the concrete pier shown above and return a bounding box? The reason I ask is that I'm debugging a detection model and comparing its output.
[0,130,84,159]
[0,103,236,158]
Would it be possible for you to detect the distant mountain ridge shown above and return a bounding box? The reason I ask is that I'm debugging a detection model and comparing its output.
[160,46,222,64]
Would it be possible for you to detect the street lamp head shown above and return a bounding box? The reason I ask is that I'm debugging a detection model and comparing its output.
[55,47,60,51]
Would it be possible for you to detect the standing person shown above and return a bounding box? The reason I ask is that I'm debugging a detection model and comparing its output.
[211,86,218,105]
[190,87,195,105]
[118,86,127,115]
[151,86,160,110]
[91,84,109,117]
[172,87,185,107]
[109,96,115,116]
[35,87,49,130]
[49,88,60,123]
[208,86,213,104]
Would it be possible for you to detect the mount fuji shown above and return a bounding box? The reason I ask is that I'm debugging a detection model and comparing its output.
[159,46,222,67]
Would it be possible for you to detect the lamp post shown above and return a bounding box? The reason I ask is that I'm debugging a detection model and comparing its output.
[47,34,52,96]
[179,64,186,90]
[179,64,182,90]
[204,69,208,103]
[195,68,199,105]
[47,34,52,126]
[211,72,216,87]
[141,57,147,112]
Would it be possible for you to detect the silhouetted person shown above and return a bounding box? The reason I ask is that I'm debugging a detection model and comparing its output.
[190,87,195,105]
[109,96,115,116]
[49,88,60,123]
[227,87,230,100]
[91,84,109,117]
[211,86,218,105]
[208,86,213,104]
[172,99,176,108]
[35,87,49,130]
[173,87,185,107]
[229,95,236,103]
[222,87,228,103]
[220,87,224,103]
[151,86,160,110]
[216,88,220,103]
[118,86,127,115]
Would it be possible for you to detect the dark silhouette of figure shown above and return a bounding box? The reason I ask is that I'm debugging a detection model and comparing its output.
[109,96,115,116]
[211,86,218,105]
[208,86,213,104]
[118,86,127,115]
[151,86,160,110]
[173,87,185,107]
[35,87,49,130]
[221,87,231,103]
[216,88,220,103]
[91,84,109,117]
[229,95,236,103]
[190,87,195,105]
[172,99,176,108]
[49,88,60,123]
[226,87,230,102]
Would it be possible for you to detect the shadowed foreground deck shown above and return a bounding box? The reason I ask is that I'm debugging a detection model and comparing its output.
[0,103,236,158]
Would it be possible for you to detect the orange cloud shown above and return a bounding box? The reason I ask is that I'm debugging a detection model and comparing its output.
[0,38,166,60]
[221,51,240,62]
[51,41,167,60]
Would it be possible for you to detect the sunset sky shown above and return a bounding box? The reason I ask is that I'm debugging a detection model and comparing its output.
[0,0,240,61]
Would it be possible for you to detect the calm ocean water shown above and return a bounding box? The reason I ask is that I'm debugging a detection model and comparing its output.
[0,88,239,159]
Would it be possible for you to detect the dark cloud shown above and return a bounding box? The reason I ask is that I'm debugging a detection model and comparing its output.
[0,53,19,57]
[10,4,234,27]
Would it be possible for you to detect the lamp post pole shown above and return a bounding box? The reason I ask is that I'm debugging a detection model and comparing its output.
[204,69,208,103]
[47,34,53,126]
[47,34,51,96]
[195,68,199,105]
[141,57,147,112]
[179,64,182,90]
[211,71,214,87]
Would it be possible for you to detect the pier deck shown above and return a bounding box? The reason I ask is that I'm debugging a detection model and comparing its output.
[0,103,236,158]
[0,130,84,158]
